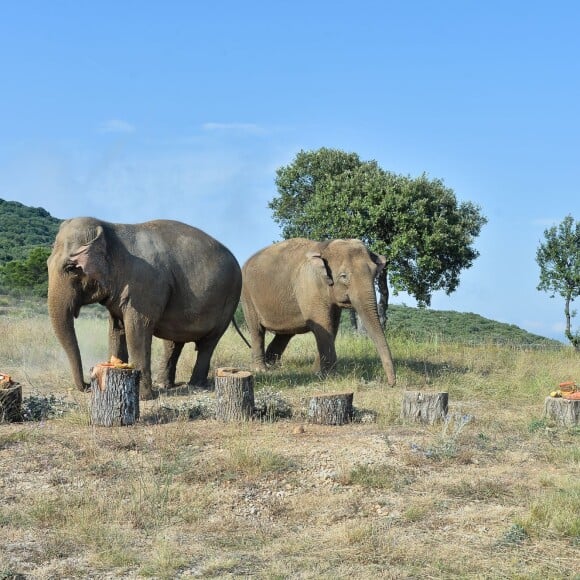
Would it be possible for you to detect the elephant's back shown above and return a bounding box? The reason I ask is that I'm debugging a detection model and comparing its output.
[243,238,318,281]
[142,220,234,256]
[131,220,240,274]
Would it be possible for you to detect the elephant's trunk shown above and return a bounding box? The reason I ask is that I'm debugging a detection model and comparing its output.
[47,279,88,392]
[352,291,396,386]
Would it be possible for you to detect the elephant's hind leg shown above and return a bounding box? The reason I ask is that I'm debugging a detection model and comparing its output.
[265,334,293,366]
[248,325,267,371]
[188,334,221,389]
[157,340,185,389]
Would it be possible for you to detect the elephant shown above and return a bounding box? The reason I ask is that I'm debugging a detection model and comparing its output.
[47,217,242,399]
[241,238,396,385]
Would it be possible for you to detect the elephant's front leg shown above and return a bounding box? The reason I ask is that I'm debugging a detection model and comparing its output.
[157,340,185,389]
[124,313,157,400]
[310,323,338,374]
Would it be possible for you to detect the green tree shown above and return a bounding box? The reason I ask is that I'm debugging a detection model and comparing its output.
[536,215,580,350]
[270,148,487,324]
[0,246,51,297]
[270,148,365,239]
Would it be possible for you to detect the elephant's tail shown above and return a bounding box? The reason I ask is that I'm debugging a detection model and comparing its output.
[231,317,251,349]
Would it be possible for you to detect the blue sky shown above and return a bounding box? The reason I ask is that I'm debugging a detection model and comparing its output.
[1,1,578,341]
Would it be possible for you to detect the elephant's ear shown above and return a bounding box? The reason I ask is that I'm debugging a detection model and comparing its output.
[306,251,334,286]
[69,226,108,281]
[370,252,387,276]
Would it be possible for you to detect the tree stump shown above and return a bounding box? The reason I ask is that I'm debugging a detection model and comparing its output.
[401,391,448,424]
[308,392,354,425]
[90,365,140,427]
[215,367,255,421]
[0,375,22,423]
[543,396,580,427]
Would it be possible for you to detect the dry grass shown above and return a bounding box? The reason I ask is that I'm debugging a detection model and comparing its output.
[0,312,579,579]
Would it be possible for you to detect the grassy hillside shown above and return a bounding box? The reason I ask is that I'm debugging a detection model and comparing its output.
[384,304,561,346]
[0,199,61,264]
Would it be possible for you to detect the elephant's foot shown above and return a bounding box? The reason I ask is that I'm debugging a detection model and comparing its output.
[264,355,282,367]
[251,359,268,372]
[155,381,187,391]
[187,378,211,391]
[140,387,160,401]
[188,368,210,389]
[156,382,174,391]
[313,363,336,376]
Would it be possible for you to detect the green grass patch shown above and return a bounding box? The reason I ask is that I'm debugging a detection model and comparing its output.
[522,482,580,540]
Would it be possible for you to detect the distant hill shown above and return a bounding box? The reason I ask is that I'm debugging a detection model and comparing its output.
[0,199,61,264]
[384,304,561,346]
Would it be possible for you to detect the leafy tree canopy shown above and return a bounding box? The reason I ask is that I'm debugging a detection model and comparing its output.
[269,148,487,314]
[536,214,580,349]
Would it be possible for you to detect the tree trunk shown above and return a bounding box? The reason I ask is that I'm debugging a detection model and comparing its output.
[349,310,367,335]
[90,365,140,426]
[215,367,255,421]
[0,376,22,423]
[564,295,580,351]
[376,270,390,329]
[349,309,358,333]
[544,396,580,427]
[401,391,448,424]
[308,392,354,425]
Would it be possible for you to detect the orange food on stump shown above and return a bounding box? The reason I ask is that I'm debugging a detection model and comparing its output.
[96,356,134,370]
[563,391,580,400]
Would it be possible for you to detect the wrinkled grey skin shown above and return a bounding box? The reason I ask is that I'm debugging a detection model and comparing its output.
[47,217,242,399]
[241,238,396,385]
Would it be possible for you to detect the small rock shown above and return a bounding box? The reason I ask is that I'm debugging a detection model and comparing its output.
[293,425,305,434]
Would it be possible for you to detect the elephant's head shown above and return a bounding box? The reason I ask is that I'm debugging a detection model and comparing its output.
[47,218,112,391]
[309,239,396,385]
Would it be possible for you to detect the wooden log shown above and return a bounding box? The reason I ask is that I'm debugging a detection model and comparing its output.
[401,391,448,424]
[308,392,354,425]
[543,396,580,427]
[215,367,255,421]
[90,365,140,427]
[0,376,22,423]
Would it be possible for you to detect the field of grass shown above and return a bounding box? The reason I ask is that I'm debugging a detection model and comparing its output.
[0,311,579,579]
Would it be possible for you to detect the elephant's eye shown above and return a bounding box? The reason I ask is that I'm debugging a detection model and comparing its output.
[64,261,81,274]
